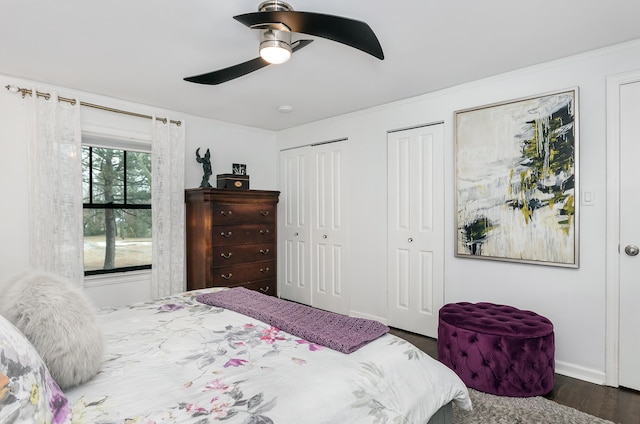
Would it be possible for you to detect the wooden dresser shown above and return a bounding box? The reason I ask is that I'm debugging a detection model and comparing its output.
[185,188,279,296]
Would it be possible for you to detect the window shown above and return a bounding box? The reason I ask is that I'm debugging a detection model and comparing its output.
[82,145,152,275]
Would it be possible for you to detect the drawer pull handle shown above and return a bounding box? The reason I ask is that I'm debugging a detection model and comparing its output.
[220,252,232,259]
[221,273,233,280]
[220,231,233,238]
[259,286,270,293]
[220,210,233,216]
[260,229,270,235]
[259,210,270,216]
[259,248,270,255]
[260,267,270,274]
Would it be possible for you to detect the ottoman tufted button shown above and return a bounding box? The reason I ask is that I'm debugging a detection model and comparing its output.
[437,302,555,397]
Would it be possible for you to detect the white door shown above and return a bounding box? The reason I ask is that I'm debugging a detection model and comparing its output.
[279,147,311,305]
[619,80,640,391]
[387,124,444,337]
[309,141,349,314]
[279,141,349,315]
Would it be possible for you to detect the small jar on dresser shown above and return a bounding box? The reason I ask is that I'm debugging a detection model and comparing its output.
[185,188,279,296]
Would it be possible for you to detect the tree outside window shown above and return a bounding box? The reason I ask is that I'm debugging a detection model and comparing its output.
[82,145,152,274]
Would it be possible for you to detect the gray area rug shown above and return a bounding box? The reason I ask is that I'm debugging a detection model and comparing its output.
[453,389,616,424]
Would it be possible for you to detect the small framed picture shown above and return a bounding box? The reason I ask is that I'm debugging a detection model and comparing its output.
[232,163,247,175]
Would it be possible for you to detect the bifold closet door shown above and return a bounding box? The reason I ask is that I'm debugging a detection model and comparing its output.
[279,147,311,305]
[387,124,444,337]
[309,141,348,315]
[279,141,349,315]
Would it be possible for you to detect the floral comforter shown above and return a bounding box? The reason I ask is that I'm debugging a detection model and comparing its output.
[65,289,471,423]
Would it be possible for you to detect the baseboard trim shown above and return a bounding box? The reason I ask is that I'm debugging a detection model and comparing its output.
[349,309,388,325]
[555,360,606,385]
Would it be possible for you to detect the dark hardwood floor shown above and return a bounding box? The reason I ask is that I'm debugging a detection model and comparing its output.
[389,328,640,424]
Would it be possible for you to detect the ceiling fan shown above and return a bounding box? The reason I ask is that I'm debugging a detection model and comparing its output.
[184,1,384,85]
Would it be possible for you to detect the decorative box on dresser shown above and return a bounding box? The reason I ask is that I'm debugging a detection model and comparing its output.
[185,188,279,296]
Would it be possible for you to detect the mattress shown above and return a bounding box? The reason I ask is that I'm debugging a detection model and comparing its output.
[65,288,471,423]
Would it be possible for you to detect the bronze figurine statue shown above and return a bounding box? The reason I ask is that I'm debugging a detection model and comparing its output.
[196,148,212,188]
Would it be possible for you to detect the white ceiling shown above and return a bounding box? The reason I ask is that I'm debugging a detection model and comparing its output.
[2,1,640,131]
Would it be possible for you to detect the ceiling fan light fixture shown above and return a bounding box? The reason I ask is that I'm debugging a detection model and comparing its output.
[260,29,292,64]
[260,40,292,64]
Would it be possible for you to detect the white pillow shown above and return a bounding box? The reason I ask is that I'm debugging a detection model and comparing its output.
[0,272,103,389]
[0,314,71,423]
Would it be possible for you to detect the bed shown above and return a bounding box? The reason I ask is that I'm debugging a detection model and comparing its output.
[2,284,472,423]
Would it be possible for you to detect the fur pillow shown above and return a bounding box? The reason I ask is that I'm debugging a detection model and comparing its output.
[0,272,103,389]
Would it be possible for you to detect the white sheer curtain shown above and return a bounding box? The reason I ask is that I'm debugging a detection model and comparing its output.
[26,90,84,287]
[151,117,185,297]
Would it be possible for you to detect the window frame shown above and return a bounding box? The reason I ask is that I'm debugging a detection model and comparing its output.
[82,134,152,276]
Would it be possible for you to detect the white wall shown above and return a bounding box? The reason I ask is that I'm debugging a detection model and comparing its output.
[276,39,640,384]
[183,114,277,191]
[0,74,277,307]
[4,38,640,383]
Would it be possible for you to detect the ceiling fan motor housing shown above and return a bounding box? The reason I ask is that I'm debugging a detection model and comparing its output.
[257,0,294,64]
[259,1,293,13]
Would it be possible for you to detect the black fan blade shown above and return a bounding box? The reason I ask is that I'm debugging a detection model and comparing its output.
[184,39,313,85]
[234,11,384,60]
[184,57,269,85]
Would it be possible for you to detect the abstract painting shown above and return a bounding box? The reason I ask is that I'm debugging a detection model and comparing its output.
[454,89,579,267]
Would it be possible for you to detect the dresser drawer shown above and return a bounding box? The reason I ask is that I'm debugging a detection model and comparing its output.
[229,279,276,297]
[213,202,276,225]
[214,224,275,245]
[212,260,276,286]
[213,243,276,266]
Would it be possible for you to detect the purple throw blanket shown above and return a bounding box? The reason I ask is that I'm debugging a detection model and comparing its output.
[196,287,389,354]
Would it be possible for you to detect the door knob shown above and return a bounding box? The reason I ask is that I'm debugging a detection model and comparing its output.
[625,245,639,256]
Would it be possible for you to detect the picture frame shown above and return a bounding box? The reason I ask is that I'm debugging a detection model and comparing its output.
[232,163,247,175]
[454,88,579,267]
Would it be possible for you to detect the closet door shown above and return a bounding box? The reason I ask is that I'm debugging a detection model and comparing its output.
[279,147,311,305]
[387,124,444,337]
[279,141,349,315]
[309,141,349,314]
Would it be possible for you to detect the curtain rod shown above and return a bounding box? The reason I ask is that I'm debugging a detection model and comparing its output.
[5,84,182,126]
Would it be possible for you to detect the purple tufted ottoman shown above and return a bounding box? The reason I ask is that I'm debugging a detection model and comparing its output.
[437,302,554,397]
